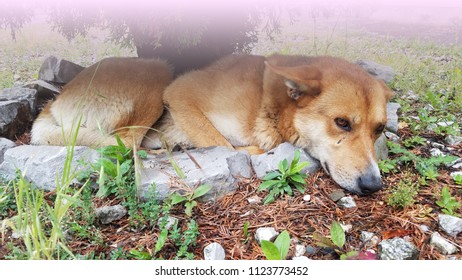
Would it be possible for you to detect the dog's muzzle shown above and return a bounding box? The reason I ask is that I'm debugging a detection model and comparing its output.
[357,172,382,194]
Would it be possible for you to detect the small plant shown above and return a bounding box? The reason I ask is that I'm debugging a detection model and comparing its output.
[402,135,426,148]
[241,221,251,244]
[258,150,309,204]
[454,174,462,186]
[260,230,290,260]
[386,177,419,208]
[436,186,460,216]
[313,221,375,260]
[378,158,398,174]
[171,184,212,216]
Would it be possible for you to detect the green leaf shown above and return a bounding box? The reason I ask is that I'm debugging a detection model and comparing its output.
[171,192,187,205]
[331,221,345,248]
[291,162,309,174]
[261,240,281,260]
[263,194,275,205]
[290,174,306,184]
[278,159,289,174]
[263,171,281,181]
[129,249,152,260]
[119,160,132,176]
[154,228,169,255]
[137,150,148,159]
[191,184,212,200]
[274,230,290,260]
[94,158,117,177]
[185,201,197,217]
[258,180,278,191]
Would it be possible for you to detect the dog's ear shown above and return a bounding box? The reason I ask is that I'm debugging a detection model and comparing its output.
[265,61,322,102]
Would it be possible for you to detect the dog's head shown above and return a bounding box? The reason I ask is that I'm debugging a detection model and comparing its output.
[266,56,394,195]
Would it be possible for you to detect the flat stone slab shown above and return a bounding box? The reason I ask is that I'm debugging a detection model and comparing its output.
[0,145,99,191]
[139,146,252,201]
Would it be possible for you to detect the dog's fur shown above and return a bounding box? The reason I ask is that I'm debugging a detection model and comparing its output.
[31,54,393,194]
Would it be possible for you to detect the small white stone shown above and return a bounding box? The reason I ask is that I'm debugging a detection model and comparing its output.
[360,231,374,242]
[157,216,178,230]
[247,196,261,204]
[340,223,352,233]
[337,196,357,208]
[437,121,454,127]
[303,195,311,202]
[450,171,462,180]
[255,227,278,244]
[295,244,306,257]
[420,224,430,232]
[430,232,458,255]
[430,148,445,157]
[452,162,462,169]
[204,242,226,260]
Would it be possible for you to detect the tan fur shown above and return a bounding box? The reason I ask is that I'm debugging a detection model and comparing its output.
[31,54,393,194]
[31,57,173,147]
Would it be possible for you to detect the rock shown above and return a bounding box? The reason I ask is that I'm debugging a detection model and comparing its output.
[24,80,61,110]
[139,146,251,201]
[419,225,430,233]
[430,148,445,157]
[445,135,462,146]
[329,189,345,202]
[384,131,400,142]
[303,194,311,202]
[437,121,454,127]
[0,138,16,163]
[295,244,306,257]
[438,214,462,237]
[340,223,352,232]
[446,158,462,168]
[157,216,178,230]
[247,195,261,204]
[0,145,99,191]
[378,237,419,260]
[374,133,388,161]
[203,242,226,260]
[430,232,458,255]
[250,142,320,179]
[255,227,278,244]
[450,171,462,180]
[337,196,357,208]
[452,162,462,169]
[38,55,84,84]
[305,245,317,255]
[430,142,445,150]
[292,256,310,260]
[0,88,37,139]
[360,231,379,247]
[356,60,395,84]
[386,102,400,134]
[402,90,419,101]
[95,204,127,224]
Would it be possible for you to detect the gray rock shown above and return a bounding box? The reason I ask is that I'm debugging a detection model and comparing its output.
[0,138,16,163]
[374,133,388,161]
[0,88,37,139]
[157,216,178,230]
[378,237,419,260]
[430,142,445,150]
[437,121,454,127]
[329,189,345,202]
[251,142,320,179]
[357,60,396,84]
[403,90,419,101]
[438,214,462,237]
[305,245,317,255]
[95,204,127,224]
[430,232,458,255]
[204,242,226,260]
[430,148,445,157]
[139,146,251,201]
[445,158,461,168]
[386,102,400,134]
[255,227,278,244]
[452,162,462,169]
[0,145,99,191]
[445,135,462,146]
[38,56,84,84]
[360,231,379,247]
[337,196,357,208]
[24,80,61,110]
[450,171,462,180]
[384,131,400,142]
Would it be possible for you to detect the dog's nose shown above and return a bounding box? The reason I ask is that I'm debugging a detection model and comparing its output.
[357,173,382,194]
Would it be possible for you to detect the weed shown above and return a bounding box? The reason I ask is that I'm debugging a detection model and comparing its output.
[260,230,290,260]
[378,158,398,174]
[386,177,419,208]
[436,186,460,216]
[171,184,212,216]
[402,136,426,148]
[454,174,462,185]
[258,150,309,204]
[241,221,251,244]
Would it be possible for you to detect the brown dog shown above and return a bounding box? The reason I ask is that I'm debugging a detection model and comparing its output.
[144,54,393,194]
[31,54,393,195]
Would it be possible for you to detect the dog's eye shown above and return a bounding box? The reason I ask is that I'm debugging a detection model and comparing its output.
[375,124,385,134]
[335,118,351,131]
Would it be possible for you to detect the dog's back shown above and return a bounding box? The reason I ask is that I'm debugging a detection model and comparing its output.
[31,57,173,147]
